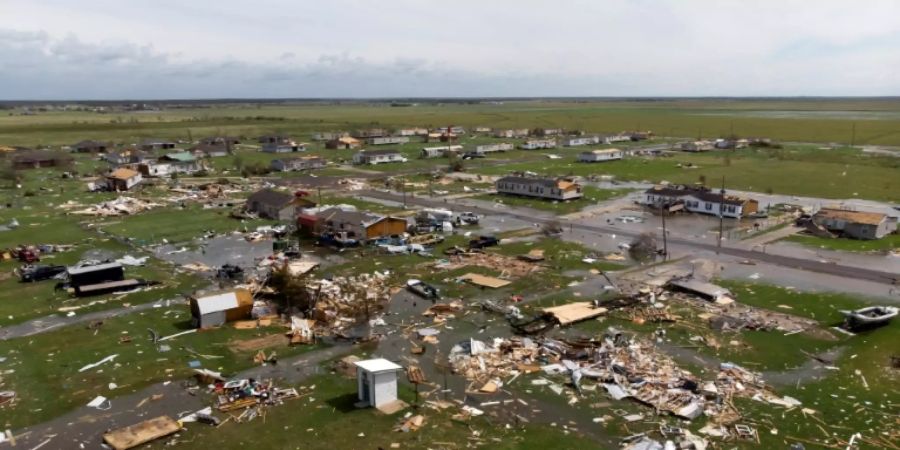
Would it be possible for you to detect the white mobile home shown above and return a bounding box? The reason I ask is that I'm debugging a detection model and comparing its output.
[353,149,408,165]
[520,139,557,150]
[578,149,624,162]
[563,136,601,147]
[421,146,463,158]
[367,136,410,146]
[496,176,583,201]
[475,143,513,154]
[641,185,759,218]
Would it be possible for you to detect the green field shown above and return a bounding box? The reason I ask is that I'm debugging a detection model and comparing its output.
[475,145,900,202]
[4,99,900,147]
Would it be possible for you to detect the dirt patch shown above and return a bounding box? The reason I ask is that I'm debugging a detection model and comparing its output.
[228,333,289,353]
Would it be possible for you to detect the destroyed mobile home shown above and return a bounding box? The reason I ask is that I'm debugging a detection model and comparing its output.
[448,331,802,424]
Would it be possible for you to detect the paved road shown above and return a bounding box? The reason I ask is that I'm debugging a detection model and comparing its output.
[0,300,167,341]
[359,190,899,285]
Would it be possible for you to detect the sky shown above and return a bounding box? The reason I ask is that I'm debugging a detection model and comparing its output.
[1,0,898,99]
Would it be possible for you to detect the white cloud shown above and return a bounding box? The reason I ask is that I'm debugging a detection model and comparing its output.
[0,0,897,98]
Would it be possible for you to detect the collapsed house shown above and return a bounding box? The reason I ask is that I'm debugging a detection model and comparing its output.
[245,188,315,221]
[11,150,73,170]
[189,289,254,328]
[306,272,393,334]
[449,332,799,424]
[641,185,758,218]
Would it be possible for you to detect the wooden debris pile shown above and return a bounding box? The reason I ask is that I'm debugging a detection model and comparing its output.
[308,272,393,333]
[447,331,802,425]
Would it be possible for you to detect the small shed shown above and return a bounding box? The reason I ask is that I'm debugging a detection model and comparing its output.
[189,289,254,328]
[354,358,403,408]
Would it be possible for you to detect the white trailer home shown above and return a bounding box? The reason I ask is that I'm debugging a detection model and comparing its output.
[578,149,624,162]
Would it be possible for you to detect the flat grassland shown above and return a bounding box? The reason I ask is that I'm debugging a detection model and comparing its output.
[3,98,900,147]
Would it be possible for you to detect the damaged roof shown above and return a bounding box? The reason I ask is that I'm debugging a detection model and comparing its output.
[247,188,295,208]
[645,185,751,206]
[814,208,888,226]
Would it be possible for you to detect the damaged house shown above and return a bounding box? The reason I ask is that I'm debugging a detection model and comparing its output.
[641,185,758,218]
[105,167,143,191]
[325,136,362,150]
[303,207,408,241]
[139,138,177,151]
[72,140,111,153]
[812,208,898,240]
[189,142,230,158]
[495,176,583,201]
[190,289,254,328]
[11,150,73,170]
[245,188,315,221]
[259,135,305,153]
[103,148,153,166]
[138,152,203,177]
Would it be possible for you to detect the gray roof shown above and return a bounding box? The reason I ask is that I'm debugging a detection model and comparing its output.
[496,176,558,188]
[247,189,295,208]
[644,186,748,206]
[317,207,382,226]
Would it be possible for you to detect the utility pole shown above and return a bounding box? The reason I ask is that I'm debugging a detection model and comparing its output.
[717,176,725,254]
[660,203,668,259]
[317,186,322,206]
[401,182,407,209]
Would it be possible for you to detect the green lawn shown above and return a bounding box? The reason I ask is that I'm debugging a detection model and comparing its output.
[785,231,900,252]
[0,304,324,429]
[95,206,276,245]
[167,370,601,450]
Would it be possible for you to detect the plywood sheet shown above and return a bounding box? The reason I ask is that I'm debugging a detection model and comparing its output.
[542,302,607,325]
[458,273,511,289]
[103,416,181,450]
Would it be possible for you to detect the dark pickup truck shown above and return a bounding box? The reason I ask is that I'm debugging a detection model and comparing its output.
[468,235,500,249]
[18,264,67,283]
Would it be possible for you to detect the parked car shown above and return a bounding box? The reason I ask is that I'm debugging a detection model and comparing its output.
[458,212,480,225]
[469,235,500,249]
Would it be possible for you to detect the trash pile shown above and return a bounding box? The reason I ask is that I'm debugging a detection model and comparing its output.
[192,370,302,424]
[308,272,394,335]
[68,197,161,216]
[448,330,800,426]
